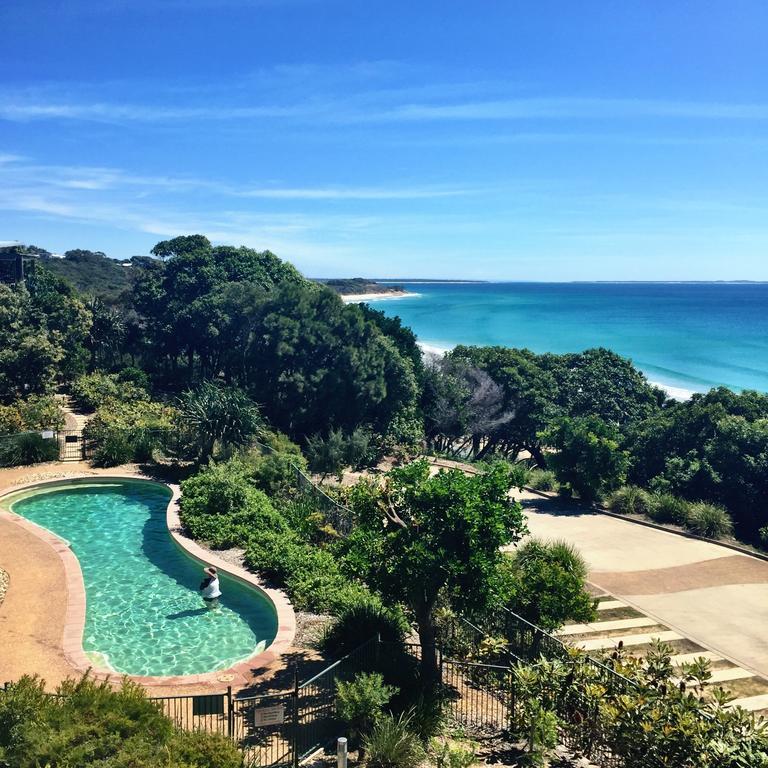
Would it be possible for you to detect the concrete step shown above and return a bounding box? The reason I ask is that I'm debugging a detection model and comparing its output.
[576,630,682,651]
[726,693,768,712]
[674,667,754,686]
[557,617,658,637]
[670,651,723,667]
[596,600,628,611]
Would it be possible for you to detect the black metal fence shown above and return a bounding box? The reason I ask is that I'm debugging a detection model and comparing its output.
[0,428,96,465]
[153,638,377,768]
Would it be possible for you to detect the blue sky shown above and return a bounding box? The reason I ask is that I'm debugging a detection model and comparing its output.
[1,1,767,280]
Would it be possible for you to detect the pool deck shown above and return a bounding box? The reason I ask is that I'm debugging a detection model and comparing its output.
[0,462,302,696]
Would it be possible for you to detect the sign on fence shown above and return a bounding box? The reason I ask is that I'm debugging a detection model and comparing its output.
[253,704,285,727]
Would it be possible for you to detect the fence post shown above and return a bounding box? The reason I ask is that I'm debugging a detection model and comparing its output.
[291,665,300,768]
[337,737,348,768]
[226,686,233,738]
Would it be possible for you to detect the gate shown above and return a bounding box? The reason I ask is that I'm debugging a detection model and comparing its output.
[233,690,296,767]
[57,429,89,461]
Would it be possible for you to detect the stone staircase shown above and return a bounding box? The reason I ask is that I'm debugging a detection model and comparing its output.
[556,594,768,717]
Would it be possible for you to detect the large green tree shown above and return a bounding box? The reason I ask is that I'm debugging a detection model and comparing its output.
[542,415,629,502]
[349,460,526,685]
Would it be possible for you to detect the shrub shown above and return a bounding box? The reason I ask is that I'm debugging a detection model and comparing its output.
[687,501,734,539]
[320,598,410,657]
[84,399,176,467]
[0,674,242,768]
[527,468,557,492]
[506,538,595,631]
[647,493,692,526]
[432,739,476,768]
[244,529,372,613]
[180,461,287,548]
[336,672,398,747]
[91,430,135,467]
[542,415,629,502]
[363,712,425,768]
[507,462,531,490]
[0,431,59,467]
[608,485,653,516]
[759,526,768,550]
[241,431,308,497]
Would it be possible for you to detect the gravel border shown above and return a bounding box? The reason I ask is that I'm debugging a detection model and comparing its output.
[0,567,8,606]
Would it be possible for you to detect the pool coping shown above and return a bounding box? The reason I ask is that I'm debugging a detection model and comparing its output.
[0,473,296,689]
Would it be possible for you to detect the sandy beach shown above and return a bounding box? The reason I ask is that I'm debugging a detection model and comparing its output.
[340,291,419,303]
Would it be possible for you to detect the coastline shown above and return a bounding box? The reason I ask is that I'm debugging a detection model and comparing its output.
[416,341,695,402]
[340,290,420,303]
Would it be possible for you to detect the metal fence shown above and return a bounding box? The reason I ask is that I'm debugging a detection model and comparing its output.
[252,439,354,535]
[150,638,376,768]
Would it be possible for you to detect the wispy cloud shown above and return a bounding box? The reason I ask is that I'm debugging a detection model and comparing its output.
[3,93,768,125]
[0,156,474,200]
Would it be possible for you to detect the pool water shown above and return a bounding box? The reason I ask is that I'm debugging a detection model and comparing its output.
[5,481,278,676]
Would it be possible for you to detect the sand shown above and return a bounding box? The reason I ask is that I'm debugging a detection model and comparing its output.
[340,291,419,303]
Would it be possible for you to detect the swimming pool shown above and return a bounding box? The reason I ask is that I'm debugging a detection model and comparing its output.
[2,480,278,677]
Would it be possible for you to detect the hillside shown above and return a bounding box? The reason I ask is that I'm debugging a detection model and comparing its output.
[316,277,404,295]
[42,250,135,304]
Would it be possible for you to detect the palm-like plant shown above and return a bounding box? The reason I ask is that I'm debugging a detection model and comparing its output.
[176,381,263,464]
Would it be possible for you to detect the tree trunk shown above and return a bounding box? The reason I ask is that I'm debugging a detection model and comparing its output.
[415,602,440,691]
[528,444,547,468]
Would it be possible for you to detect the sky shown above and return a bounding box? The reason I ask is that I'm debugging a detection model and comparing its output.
[1,0,767,280]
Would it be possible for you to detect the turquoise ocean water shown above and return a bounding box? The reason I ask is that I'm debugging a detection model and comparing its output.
[7,481,277,676]
[365,283,768,397]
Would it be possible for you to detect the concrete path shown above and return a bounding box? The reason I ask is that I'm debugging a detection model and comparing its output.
[512,491,768,677]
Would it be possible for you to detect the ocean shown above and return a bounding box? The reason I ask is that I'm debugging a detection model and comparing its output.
[363,282,768,398]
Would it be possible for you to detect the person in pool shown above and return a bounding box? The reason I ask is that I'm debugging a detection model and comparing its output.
[199,566,222,608]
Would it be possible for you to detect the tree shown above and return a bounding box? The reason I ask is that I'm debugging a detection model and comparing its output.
[546,347,664,430]
[86,297,125,369]
[542,415,629,502]
[0,284,64,402]
[176,381,263,464]
[349,460,526,686]
[240,284,419,439]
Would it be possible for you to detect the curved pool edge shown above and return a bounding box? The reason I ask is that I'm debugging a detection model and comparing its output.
[0,473,296,689]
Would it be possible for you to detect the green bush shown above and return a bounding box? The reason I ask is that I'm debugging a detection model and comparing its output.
[527,468,558,492]
[244,529,372,613]
[647,493,692,526]
[336,672,398,748]
[0,395,64,435]
[84,399,176,467]
[71,371,148,412]
[759,526,768,549]
[432,739,476,768]
[91,430,135,467]
[240,431,308,497]
[180,460,287,548]
[0,674,243,768]
[320,597,410,657]
[608,485,654,516]
[506,538,595,631]
[0,431,59,467]
[363,711,425,768]
[687,501,734,539]
[507,462,531,490]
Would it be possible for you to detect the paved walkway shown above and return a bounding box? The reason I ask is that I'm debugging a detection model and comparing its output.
[514,492,768,677]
